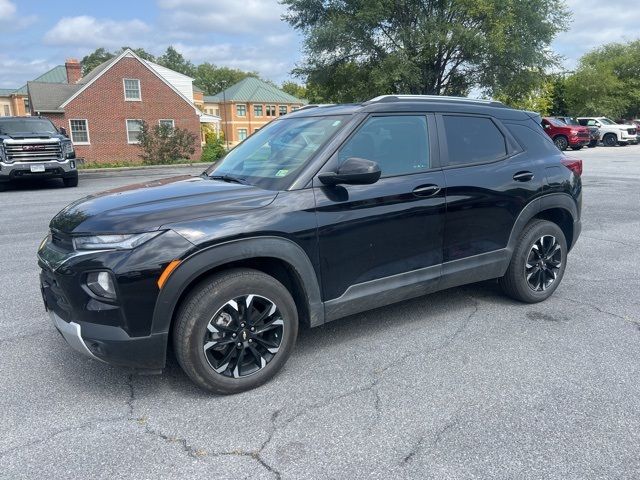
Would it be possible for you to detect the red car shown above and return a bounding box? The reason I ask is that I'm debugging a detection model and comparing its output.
[541,117,590,151]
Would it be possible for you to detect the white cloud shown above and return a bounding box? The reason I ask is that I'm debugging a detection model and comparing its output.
[0,55,55,88]
[43,16,152,48]
[157,0,287,35]
[554,0,640,68]
[0,0,16,17]
[0,0,36,30]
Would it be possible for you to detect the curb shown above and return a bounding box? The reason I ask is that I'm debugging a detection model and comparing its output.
[79,163,210,175]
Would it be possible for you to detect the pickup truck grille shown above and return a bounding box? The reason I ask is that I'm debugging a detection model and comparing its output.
[4,140,62,162]
[628,128,637,135]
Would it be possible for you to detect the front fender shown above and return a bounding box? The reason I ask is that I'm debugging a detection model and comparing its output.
[150,236,324,336]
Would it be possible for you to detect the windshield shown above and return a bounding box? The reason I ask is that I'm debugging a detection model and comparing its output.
[0,118,57,135]
[600,118,616,125]
[207,115,346,190]
[546,118,566,127]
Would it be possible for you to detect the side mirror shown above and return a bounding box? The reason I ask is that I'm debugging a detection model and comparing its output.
[318,157,381,186]
[59,127,67,136]
[542,123,550,129]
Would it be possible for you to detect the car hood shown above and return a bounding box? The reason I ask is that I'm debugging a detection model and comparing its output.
[617,124,637,129]
[0,132,62,140]
[50,175,278,234]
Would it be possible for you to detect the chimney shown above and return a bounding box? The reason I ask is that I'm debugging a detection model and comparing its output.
[65,58,81,84]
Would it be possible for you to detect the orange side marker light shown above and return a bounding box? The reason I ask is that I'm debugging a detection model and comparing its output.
[157,260,181,289]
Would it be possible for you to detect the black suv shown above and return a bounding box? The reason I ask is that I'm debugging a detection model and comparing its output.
[0,116,78,189]
[38,96,582,394]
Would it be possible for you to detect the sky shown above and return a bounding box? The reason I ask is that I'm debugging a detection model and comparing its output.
[1,0,639,90]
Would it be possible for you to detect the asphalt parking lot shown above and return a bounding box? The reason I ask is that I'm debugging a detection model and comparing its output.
[1,147,639,479]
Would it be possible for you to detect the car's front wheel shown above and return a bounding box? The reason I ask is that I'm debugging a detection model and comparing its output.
[173,268,299,394]
[603,133,618,147]
[553,136,568,151]
[499,220,567,303]
[63,174,78,187]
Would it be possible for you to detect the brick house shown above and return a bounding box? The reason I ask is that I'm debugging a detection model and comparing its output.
[27,49,205,164]
[204,77,306,146]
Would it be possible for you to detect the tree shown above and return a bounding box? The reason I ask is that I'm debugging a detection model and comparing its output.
[564,40,640,119]
[157,46,196,77]
[194,63,259,95]
[201,128,227,163]
[137,122,197,165]
[281,81,307,100]
[282,0,569,102]
[81,48,114,75]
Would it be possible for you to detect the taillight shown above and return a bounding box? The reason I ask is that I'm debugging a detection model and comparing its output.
[561,158,582,176]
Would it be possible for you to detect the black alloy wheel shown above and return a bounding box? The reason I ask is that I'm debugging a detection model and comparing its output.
[603,133,618,147]
[203,295,284,378]
[554,136,568,151]
[524,235,562,292]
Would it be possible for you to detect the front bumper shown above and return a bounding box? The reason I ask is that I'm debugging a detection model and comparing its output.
[49,310,104,362]
[0,159,76,180]
[568,136,590,147]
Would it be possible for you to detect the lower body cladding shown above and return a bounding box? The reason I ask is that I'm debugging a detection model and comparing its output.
[0,159,77,182]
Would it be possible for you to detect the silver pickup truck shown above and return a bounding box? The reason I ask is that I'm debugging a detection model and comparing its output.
[0,116,78,190]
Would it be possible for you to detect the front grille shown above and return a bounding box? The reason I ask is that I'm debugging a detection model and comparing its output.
[628,128,637,135]
[577,132,589,138]
[4,140,62,162]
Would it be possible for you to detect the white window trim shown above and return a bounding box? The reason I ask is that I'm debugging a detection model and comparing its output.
[158,119,175,128]
[68,119,90,145]
[126,119,143,144]
[238,128,248,141]
[236,104,247,117]
[253,105,263,117]
[123,78,142,101]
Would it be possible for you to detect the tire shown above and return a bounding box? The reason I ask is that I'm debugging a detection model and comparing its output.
[570,145,583,151]
[63,175,78,187]
[553,136,568,151]
[499,220,567,303]
[603,133,617,147]
[588,140,597,148]
[173,268,299,394]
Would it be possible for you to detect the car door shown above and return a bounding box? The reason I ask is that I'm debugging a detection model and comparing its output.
[313,113,446,320]
[436,113,544,286]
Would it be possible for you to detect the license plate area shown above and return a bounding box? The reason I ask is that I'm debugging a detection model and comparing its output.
[30,164,45,173]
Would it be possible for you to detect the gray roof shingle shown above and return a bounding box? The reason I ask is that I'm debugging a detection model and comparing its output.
[27,82,82,112]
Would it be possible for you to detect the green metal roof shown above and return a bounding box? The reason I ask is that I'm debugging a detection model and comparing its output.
[14,65,68,95]
[0,88,16,96]
[208,77,306,104]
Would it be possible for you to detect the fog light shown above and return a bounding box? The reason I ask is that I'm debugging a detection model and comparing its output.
[70,160,76,169]
[86,271,117,299]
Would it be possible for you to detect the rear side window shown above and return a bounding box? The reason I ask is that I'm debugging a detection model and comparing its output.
[442,115,507,165]
[338,115,430,177]
[505,123,559,156]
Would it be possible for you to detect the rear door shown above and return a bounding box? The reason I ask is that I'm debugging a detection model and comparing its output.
[437,113,544,280]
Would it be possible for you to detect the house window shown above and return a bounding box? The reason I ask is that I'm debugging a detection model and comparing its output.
[126,119,143,143]
[236,104,247,117]
[254,105,263,117]
[238,129,248,141]
[2,105,9,116]
[215,108,220,116]
[159,119,175,129]
[279,105,287,116]
[69,119,89,144]
[266,105,276,117]
[123,79,141,101]
[23,98,29,112]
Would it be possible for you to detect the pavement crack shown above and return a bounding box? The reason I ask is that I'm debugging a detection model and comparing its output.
[556,295,631,322]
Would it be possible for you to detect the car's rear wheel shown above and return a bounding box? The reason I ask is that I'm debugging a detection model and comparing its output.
[499,220,567,303]
[588,140,597,148]
[603,133,618,147]
[553,136,568,151]
[570,145,583,151]
[173,268,298,394]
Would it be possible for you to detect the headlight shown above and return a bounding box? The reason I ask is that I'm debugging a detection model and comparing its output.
[73,231,162,250]
[61,142,75,159]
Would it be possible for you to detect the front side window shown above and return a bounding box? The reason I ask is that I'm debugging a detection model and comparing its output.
[238,128,248,141]
[443,115,507,166]
[338,115,430,177]
[207,115,345,190]
[123,79,141,100]
[126,119,143,143]
[69,119,89,144]
[279,105,288,116]
[236,104,247,117]
[254,105,263,117]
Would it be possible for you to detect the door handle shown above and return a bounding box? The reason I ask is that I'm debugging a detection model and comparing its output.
[513,171,534,182]
[412,184,441,197]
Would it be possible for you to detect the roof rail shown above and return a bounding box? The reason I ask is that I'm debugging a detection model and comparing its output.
[364,94,505,107]
[296,104,336,111]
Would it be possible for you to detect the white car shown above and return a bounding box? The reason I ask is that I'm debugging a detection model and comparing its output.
[577,117,638,146]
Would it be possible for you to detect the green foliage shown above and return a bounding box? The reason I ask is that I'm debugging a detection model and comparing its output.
[194,63,259,95]
[81,47,156,75]
[495,80,554,116]
[157,46,196,77]
[282,0,569,102]
[200,128,227,163]
[137,122,197,165]
[549,76,569,116]
[281,81,307,99]
[564,40,640,119]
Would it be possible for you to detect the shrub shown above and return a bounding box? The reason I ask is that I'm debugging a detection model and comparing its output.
[200,130,226,163]
[137,122,197,165]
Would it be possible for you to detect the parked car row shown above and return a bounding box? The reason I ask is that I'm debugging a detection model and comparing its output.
[541,115,639,151]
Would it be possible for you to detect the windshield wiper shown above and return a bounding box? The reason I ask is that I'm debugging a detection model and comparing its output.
[209,174,250,185]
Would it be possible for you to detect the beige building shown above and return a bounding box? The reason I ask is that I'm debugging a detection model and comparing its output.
[203,77,306,146]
